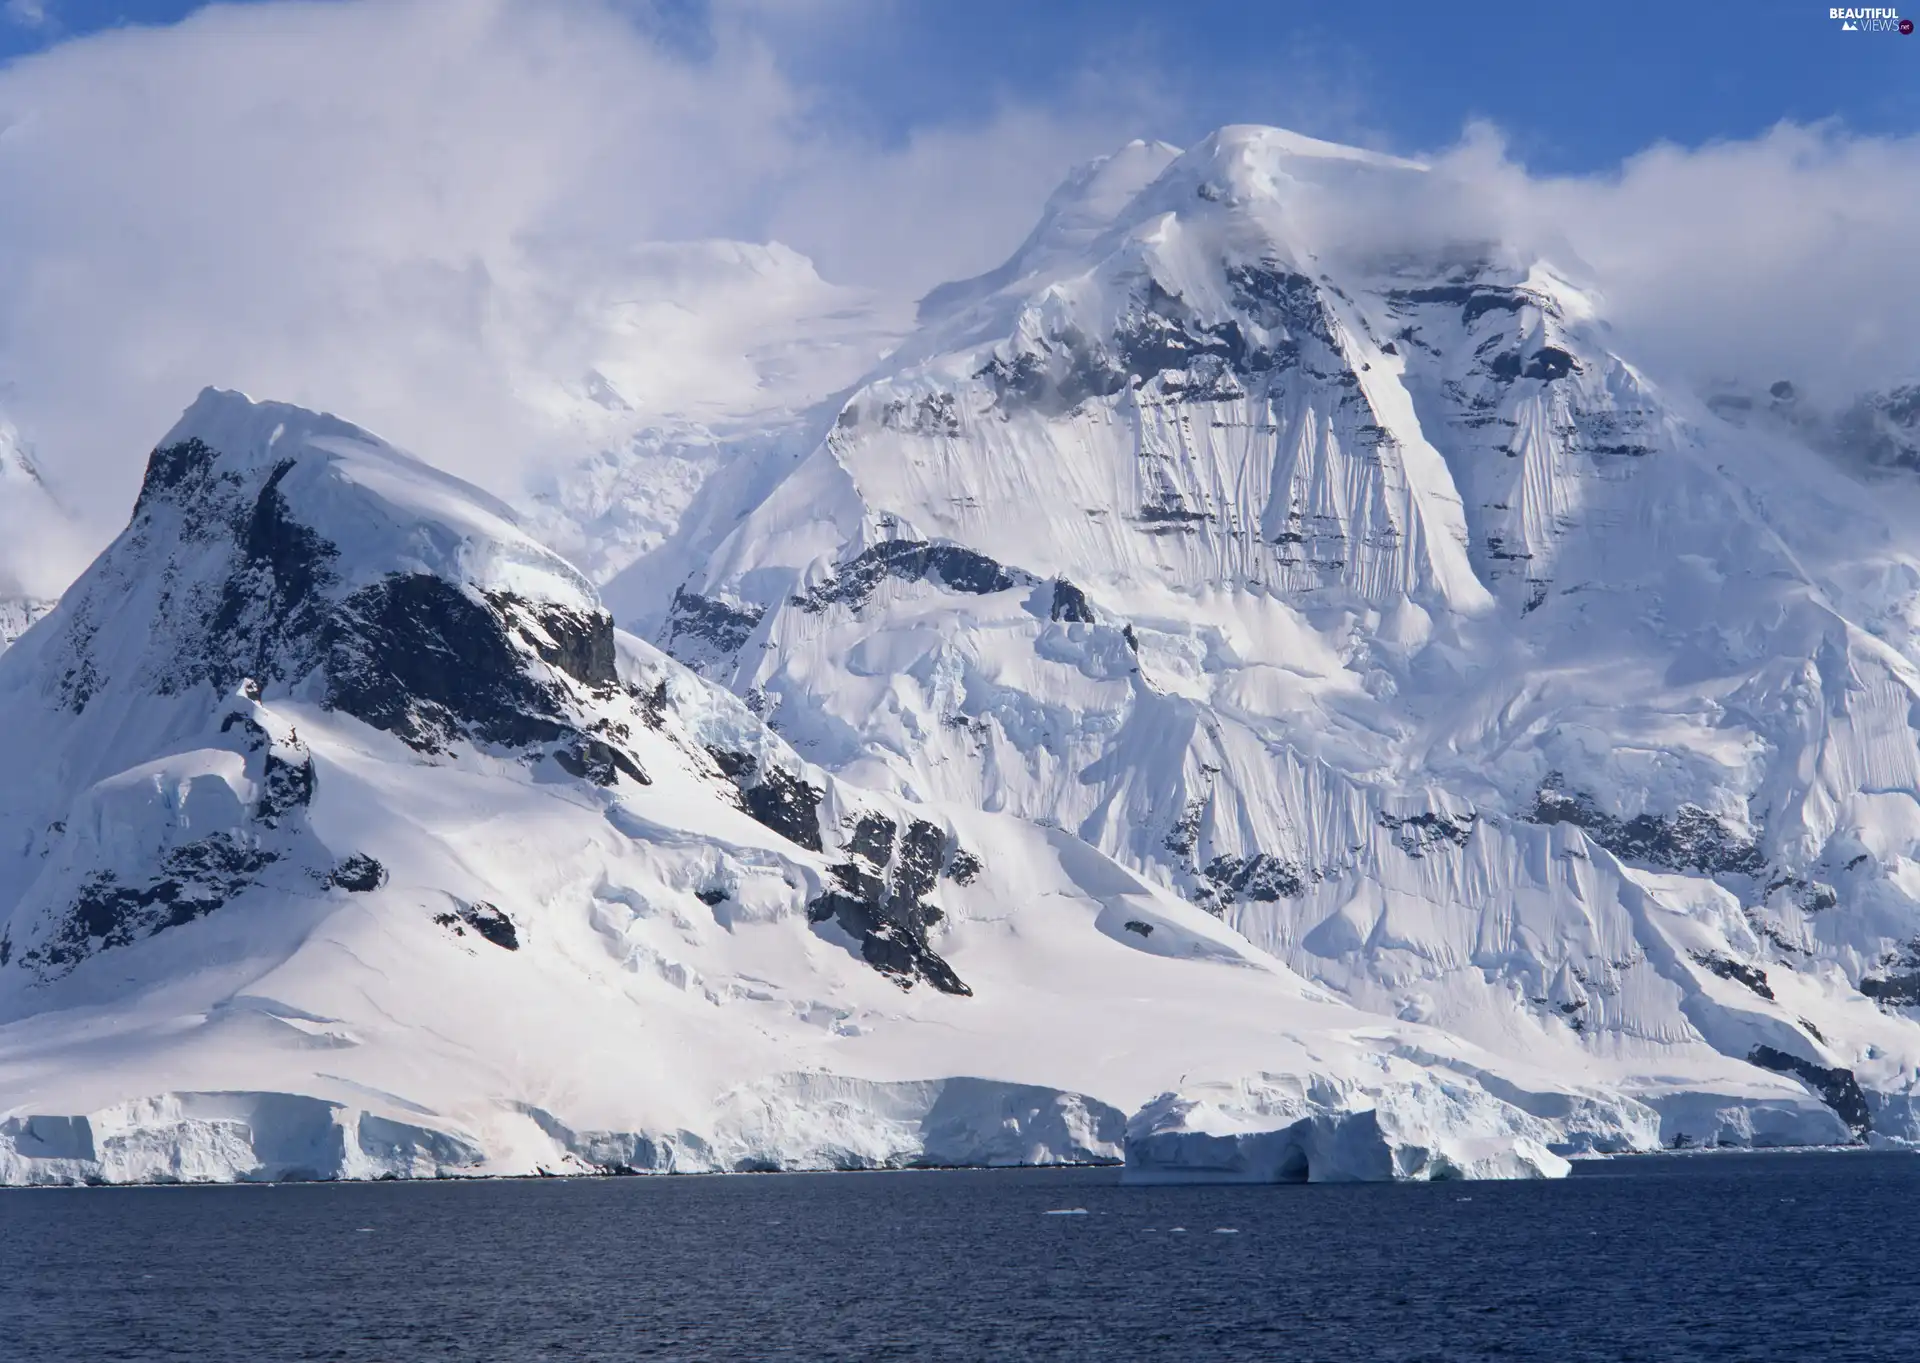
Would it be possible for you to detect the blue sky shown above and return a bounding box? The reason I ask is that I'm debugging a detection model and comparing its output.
[5,1,1916,171]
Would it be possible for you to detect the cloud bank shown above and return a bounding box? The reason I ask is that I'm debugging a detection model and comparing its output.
[0,0,1914,577]
[0,0,1131,541]
[1435,123,1920,404]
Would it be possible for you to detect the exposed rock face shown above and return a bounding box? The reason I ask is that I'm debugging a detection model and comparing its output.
[1836,384,1920,471]
[1747,1046,1870,1137]
[1378,810,1477,858]
[326,855,387,893]
[792,540,1032,615]
[3,686,328,981]
[219,711,315,825]
[1528,780,1764,878]
[434,900,519,950]
[663,588,764,662]
[1862,942,1920,1007]
[810,814,969,995]
[1692,952,1774,1001]
[120,432,647,782]
[13,833,281,979]
[707,749,825,851]
[327,575,591,752]
[1200,854,1306,907]
[1049,579,1095,623]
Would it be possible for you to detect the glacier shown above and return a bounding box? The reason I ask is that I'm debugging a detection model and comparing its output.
[5,125,1920,1185]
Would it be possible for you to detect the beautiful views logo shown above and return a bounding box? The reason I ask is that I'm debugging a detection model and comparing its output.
[1830,6,1914,30]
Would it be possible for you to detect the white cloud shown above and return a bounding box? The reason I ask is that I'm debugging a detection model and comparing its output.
[0,0,1914,578]
[4,1,49,30]
[0,0,1121,539]
[1264,118,1920,407]
[1430,123,1920,405]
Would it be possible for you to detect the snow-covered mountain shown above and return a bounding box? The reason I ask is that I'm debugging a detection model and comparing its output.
[6,125,1920,1185]
[634,125,1920,1151]
[1,387,1659,1184]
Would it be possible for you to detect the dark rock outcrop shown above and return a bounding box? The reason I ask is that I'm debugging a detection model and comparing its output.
[327,854,388,893]
[1384,283,1542,328]
[326,574,569,751]
[1049,578,1095,623]
[257,748,317,823]
[707,750,825,852]
[1488,347,1578,383]
[1862,941,1920,1007]
[793,541,1031,615]
[663,589,765,659]
[878,393,964,437]
[1690,951,1775,1001]
[219,711,315,825]
[1767,876,1838,913]
[552,736,648,787]
[132,473,628,780]
[434,900,518,950]
[1528,778,1765,877]
[944,849,983,886]
[974,264,1347,415]
[1378,810,1476,857]
[809,814,968,995]
[104,435,642,786]
[1747,1044,1870,1137]
[21,834,280,978]
[1201,853,1306,906]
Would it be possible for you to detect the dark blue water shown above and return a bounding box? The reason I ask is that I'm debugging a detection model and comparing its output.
[4,1152,1917,1361]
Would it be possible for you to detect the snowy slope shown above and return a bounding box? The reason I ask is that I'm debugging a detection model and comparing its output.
[0,388,1644,1184]
[639,126,1920,1149]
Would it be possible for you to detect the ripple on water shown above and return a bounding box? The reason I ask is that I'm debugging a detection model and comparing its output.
[5,1152,1919,1362]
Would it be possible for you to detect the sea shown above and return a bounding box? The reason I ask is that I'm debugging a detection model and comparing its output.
[5,1151,1917,1361]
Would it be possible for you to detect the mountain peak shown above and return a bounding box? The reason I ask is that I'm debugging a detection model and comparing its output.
[1195,123,1425,171]
[143,387,593,612]
[917,127,1421,328]
[5,388,629,790]
[917,139,1182,323]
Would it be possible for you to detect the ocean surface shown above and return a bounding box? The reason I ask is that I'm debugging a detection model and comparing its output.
[5,1151,1918,1361]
